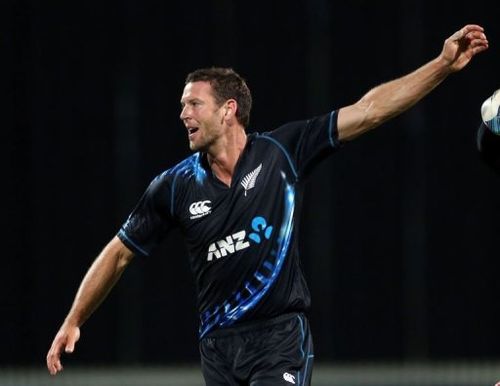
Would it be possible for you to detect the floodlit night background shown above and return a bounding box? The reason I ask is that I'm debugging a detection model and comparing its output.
[4,0,500,384]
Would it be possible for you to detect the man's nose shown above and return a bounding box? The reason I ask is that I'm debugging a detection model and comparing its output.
[179,107,187,120]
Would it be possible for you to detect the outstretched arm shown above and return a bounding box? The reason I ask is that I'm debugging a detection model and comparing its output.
[46,236,135,375]
[338,24,489,141]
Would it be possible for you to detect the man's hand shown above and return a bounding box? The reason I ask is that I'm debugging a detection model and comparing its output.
[46,324,80,375]
[440,24,489,72]
[45,237,134,375]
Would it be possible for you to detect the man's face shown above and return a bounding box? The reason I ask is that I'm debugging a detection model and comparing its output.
[180,81,225,152]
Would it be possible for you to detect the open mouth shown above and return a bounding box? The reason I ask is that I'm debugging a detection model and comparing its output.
[188,127,199,136]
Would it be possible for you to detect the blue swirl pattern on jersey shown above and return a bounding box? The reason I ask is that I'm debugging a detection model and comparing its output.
[119,153,207,255]
[199,172,295,338]
[170,153,206,215]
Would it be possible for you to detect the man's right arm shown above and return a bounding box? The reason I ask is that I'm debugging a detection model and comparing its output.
[337,24,488,141]
[46,236,135,375]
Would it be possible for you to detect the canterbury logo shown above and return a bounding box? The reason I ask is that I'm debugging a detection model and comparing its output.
[241,163,262,196]
[189,200,212,219]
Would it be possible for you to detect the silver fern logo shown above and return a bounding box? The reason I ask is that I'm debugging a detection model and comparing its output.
[241,163,262,196]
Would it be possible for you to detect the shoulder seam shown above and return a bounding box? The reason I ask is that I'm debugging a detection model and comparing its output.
[328,110,338,148]
[255,134,298,180]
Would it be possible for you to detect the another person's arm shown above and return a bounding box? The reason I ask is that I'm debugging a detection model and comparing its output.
[46,236,135,375]
[337,24,489,141]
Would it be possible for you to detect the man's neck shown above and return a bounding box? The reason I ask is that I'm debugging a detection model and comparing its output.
[207,127,247,187]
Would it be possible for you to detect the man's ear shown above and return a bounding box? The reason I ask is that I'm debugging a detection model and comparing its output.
[225,99,237,118]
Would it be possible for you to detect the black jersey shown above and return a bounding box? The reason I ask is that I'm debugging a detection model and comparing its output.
[118,111,340,338]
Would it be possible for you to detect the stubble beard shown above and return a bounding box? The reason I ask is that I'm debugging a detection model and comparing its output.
[189,131,217,153]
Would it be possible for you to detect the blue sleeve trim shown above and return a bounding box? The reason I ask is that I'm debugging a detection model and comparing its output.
[257,134,298,180]
[118,229,150,256]
[328,110,339,148]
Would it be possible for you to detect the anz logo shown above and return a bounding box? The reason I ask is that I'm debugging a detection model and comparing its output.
[207,216,273,261]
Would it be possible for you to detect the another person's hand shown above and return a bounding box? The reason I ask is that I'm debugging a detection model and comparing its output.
[439,24,488,72]
[46,324,80,375]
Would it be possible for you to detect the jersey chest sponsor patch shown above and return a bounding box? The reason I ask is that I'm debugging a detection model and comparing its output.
[206,215,273,261]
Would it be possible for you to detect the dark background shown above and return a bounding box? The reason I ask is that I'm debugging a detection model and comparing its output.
[4,0,500,368]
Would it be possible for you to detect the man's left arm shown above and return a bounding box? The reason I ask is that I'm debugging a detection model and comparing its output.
[337,24,489,141]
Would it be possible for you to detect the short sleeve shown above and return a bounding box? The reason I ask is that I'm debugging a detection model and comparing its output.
[117,173,176,256]
[266,110,340,178]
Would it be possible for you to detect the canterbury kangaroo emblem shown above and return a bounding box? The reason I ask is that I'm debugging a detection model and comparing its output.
[189,200,212,219]
[241,163,262,196]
